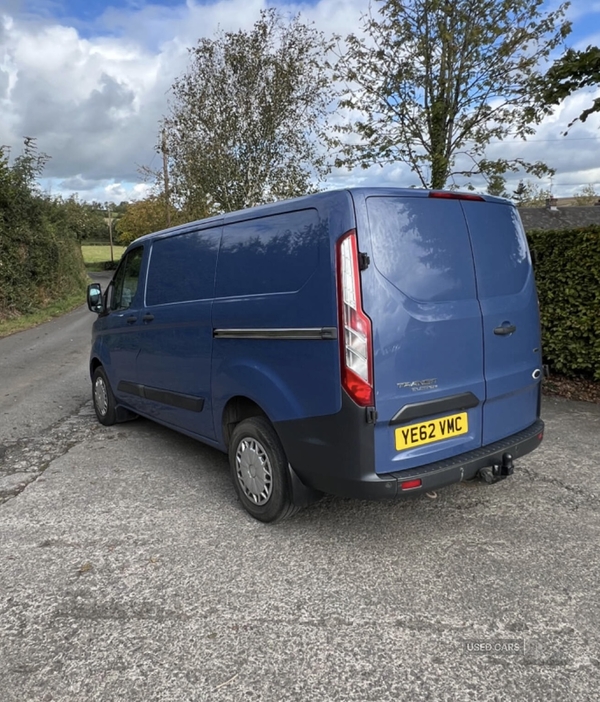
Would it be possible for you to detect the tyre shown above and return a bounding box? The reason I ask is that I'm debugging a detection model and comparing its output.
[92,366,117,426]
[229,416,299,523]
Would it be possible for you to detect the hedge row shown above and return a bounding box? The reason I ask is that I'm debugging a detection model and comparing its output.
[0,206,87,320]
[0,220,88,320]
[527,225,600,381]
[0,143,90,321]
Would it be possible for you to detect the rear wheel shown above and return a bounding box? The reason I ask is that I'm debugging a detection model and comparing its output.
[229,416,298,523]
[92,367,117,426]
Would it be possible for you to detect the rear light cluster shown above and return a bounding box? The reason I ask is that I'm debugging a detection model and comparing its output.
[336,231,374,407]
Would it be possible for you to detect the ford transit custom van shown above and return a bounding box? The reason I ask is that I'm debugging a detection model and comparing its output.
[87,188,544,522]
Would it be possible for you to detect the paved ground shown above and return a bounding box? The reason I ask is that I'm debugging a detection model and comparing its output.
[0,389,599,701]
[0,271,112,445]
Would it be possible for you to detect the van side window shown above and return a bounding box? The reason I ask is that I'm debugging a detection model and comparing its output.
[216,209,321,297]
[145,228,220,306]
[110,247,143,311]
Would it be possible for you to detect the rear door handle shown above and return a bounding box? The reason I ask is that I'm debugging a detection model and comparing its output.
[494,324,516,336]
[126,316,137,325]
[142,314,154,323]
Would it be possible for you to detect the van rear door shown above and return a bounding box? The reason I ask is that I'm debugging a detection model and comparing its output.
[461,201,542,444]
[361,194,486,474]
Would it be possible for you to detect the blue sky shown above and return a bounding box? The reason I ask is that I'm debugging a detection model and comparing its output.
[2,0,600,203]
[22,0,187,25]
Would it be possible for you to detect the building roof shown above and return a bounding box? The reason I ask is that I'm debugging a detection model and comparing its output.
[519,204,600,231]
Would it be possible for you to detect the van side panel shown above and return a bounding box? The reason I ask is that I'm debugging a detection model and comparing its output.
[211,197,351,448]
[462,202,543,444]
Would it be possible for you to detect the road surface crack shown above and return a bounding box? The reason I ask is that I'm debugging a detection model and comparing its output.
[519,466,599,512]
[0,402,99,505]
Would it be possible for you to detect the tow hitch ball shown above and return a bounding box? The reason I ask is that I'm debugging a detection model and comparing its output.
[478,453,514,484]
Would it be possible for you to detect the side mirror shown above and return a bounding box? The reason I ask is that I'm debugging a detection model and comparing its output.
[87,283,104,313]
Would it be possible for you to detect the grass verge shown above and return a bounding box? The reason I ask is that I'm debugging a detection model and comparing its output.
[82,245,125,271]
[0,288,87,339]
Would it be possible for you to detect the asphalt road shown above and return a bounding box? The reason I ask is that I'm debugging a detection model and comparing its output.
[0,271,113,445]
[1,296,599,701]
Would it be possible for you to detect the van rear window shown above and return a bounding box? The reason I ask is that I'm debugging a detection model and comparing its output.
[366,197,477,302]
[461,202,530,297]
[145,228,220,306]
[216,209,320,297]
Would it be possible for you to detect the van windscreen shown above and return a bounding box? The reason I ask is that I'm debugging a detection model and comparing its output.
[366,197,477,302]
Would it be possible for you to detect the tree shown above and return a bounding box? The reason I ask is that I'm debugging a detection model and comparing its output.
[333,0,570,189]
[53,196,107,242]
[512,179,552,207]
[574,184,599,206]
[0,138,49,231]
[163,9,334,216]
[540,46,600,132]
[486,175,509,199]
[116,195,185,245]
[512,180,532,206]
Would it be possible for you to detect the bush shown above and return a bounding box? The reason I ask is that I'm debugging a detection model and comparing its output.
[527,225,600,380]
[0,143,88,321]
[0,220,88,320]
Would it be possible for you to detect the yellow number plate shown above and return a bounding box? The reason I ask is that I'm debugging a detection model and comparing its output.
[395,412,468,451]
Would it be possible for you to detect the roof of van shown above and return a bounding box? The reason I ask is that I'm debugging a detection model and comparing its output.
[129,187,513,247]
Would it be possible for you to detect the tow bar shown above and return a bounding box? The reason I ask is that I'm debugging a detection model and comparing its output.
[478,453,514,484]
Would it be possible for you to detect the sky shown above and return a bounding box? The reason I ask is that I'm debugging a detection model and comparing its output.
[1,0,600,204]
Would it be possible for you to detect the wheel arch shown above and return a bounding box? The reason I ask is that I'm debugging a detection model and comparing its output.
[90,356,102,371]
[221,396,320,512]
[221,396,269,449]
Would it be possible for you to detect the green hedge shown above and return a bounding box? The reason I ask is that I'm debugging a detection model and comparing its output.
[0,221,88,320]
[527,225,600,381]
[0,144,89,321]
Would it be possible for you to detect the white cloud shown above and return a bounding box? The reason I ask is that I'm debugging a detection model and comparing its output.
[481,89,600,196]
[0,0,599,202]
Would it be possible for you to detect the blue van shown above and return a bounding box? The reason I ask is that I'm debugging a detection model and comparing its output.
[87,188,544,522]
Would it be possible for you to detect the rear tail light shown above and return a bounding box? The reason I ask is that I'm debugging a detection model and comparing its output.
[336,230,373,407]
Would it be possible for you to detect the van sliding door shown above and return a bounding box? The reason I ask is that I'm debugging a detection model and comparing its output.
[135,226,221,440]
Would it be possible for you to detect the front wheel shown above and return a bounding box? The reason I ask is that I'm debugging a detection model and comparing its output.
[229,417,298,523]
[92,366,117,426]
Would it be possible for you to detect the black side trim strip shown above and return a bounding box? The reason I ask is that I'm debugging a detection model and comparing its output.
[213,327,337,340]
[389,391,480,425]
[118,381,204,412]
[118,381,144,397]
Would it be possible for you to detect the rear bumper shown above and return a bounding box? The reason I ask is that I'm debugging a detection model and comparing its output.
[281,414,544,502]
[386,418,544,499]
[275,390,544,502]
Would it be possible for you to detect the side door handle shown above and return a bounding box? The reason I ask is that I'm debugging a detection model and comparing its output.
[126,316,137,325]
[494,323,516,336]
[142,314,154,323]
